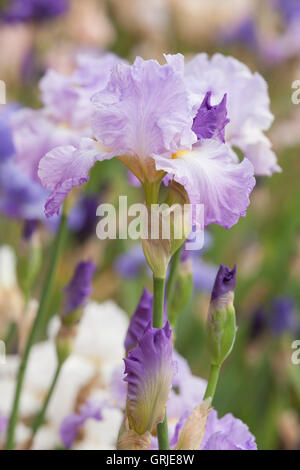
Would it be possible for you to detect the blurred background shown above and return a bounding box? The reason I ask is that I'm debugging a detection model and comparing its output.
[1,0,300,450]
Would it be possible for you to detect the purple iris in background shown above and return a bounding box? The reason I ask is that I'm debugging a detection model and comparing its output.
[63,261,97,317]
[0,104,49,220]
[220,18,258,52]
[60,401,103,449]
[270,296,299,336]
[273,0,300,25]
[68,195,100,243]
[0,0,69,23]
[0,104,18,161]
[250,296,299,339]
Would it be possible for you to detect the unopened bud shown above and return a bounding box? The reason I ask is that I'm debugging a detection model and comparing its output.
[207,265,237,366]
[142,184,191,279]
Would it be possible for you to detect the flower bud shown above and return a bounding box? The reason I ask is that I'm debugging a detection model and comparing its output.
[165,182,191,256]
[142,184,191,278]
[62,260,96,325]
[207,265,237,366]
[124,322,176,435]
[124,288,167,352]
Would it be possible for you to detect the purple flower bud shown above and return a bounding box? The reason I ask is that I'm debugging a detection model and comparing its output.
[124,288,167,352]
[207,265,237,366]
[124,322,176,434]
[63,261,97,317]
[192,91,230,143]
[211,264,236,302]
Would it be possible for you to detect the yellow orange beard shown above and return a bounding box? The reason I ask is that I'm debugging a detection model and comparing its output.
[172,150,189,159]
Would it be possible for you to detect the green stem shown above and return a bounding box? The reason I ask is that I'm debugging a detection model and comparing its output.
[6,211,67,450]
[157,414,170,450]
[152,277,165,329]
[166,245,183,304]
[204,364,221,402]
[4,321,17,353]
[152,276,170,450]
[31,363,63,438]
[143,180,161,207]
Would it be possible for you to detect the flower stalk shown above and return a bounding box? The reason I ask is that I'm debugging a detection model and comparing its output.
[203,364,221,401]
[152,275,170,450]
[31,362,63,439]
[166,244,183,305]
[6,210,67,449]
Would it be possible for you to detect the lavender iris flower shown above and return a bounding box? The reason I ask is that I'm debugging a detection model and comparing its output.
[38,54,257,229]
[199,409,257,450]
[170,406,257,450]
[0,0,69,24]
[63,261,97,316]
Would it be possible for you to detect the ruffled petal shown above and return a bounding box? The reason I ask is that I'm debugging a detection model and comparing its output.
[38,138,110,217]
[124,322,176,435]
[200,409,257,450]
[155,140,255,229]
[91,56,196,180]
[11,108,80,184]
[185,53,278,176]
[240,137,282,176]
